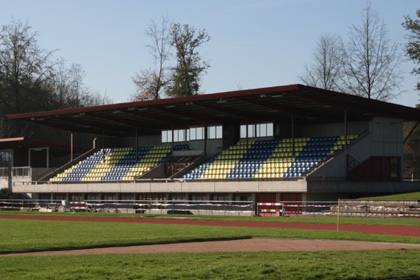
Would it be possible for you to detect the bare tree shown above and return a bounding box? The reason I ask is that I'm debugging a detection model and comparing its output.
[79,89,112,107]
[132,69,163,101]
[0,20,56,113]
[299,34,343,91]
[402,9,420,93]
[132,17,172,101]
[50,60,85,108]
[340,2,403,100]
[50,61,111,108]
[0,20,56,137]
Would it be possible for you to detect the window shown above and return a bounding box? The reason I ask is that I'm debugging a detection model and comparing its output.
[240,123,273,138]
[162,129,187,143]
[0,150,13,167]
[189,127,204,141]
[174,129,186,142]
[207,126,222,139]
[257,123,273,137]
[162,130,172,143]
[162,126,222,142]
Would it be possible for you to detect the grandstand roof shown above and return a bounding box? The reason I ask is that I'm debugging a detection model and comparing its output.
[0,137,87,154]
[6,84,420,137]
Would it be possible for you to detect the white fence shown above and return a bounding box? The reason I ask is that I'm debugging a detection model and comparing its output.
[0,199,254,216]
[1,199,419,218]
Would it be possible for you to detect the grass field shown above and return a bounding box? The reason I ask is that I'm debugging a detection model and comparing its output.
[1,212,420,279]
[1,250,420,280]
[359,191,420,200]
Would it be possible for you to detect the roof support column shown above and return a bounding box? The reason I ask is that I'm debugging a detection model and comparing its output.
[204,123,208,156]
[245,118,249,159]
[291,115,295,155]
[171,124,175,151]
[102,130,105,149]
[344,110,348,150]
[45,147,50,168]
[70,132,73,162]
[135,127,139,162]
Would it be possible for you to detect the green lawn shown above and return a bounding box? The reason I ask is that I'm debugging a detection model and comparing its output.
[359,191,420,200]
[1,215,420,254]
[1,250,420,280]
[1,213,420,279]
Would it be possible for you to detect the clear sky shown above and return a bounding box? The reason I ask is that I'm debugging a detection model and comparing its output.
[0,0,419,107]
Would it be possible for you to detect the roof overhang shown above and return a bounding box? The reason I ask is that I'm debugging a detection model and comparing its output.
[6,84,420,137]
[0,137,87,154]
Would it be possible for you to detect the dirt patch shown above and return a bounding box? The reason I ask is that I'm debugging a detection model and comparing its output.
[4,238,420,256]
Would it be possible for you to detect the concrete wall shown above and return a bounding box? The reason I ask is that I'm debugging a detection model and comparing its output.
[2,177,32,189]
[188,139,223,158]
[299,121,369,138]
[121,135,162,147]
[369,117,403,157]
[0,178,9,189]
[309,117,403,179]
[274,120,368,139]
[12,180,308,194]
[16,179,420,202]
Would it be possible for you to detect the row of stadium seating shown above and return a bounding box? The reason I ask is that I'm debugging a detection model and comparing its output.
[49,144,188,182]
[183,135,357,179]
[48,135,357,182]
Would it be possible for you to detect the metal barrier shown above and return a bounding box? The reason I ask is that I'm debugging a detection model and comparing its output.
[0,199,254,216]
[84,200,254,216]
[257,202,336,217]
[69,201,88,211]
[1,199,419,218]
[0,199,63,211]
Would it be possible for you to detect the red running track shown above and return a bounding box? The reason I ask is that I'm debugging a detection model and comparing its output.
[1,215,419,237]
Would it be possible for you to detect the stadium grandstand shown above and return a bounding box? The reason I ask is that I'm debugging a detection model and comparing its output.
[2,84,420,214]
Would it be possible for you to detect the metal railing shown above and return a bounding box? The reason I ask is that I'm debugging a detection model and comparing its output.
[83,200,254,216]
[0,167,31,178]
[1,199,419,218]
[0,199,254,216]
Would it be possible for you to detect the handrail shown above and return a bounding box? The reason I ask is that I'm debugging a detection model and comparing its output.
[37,146,99,182]
[0,166,31,178]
